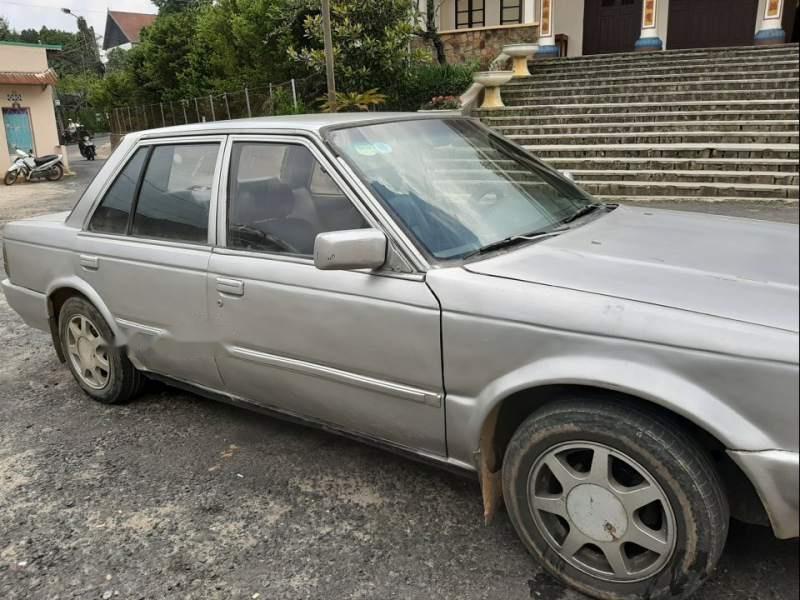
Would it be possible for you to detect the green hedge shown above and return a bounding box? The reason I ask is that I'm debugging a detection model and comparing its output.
[387,62,478,111]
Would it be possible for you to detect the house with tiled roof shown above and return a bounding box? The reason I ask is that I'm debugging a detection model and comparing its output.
[0,41,63,172]
[102,10,157,51]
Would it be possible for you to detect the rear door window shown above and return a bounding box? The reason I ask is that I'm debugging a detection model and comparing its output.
[87,147,148,234]
[131,144,219,243]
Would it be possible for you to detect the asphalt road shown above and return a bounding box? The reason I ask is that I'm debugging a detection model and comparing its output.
[0,160,798,600]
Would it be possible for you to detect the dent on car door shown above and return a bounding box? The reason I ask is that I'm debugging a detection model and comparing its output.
[77,138,225,389]
[208,138,446,455]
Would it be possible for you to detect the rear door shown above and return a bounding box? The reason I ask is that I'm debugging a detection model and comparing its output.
[207,135,446,455]
[77,136,225,389]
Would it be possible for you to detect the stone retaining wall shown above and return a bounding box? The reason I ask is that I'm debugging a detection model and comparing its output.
[439,24,539,68]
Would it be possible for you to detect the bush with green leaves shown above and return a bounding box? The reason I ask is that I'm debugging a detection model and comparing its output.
[389,62,478,111]
[289,0,428,96]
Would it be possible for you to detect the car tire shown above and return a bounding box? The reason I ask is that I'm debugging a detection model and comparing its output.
[502,398,729,600]
[59,297,145,404]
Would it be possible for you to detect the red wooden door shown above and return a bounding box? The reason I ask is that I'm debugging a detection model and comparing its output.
[583,0,643,55]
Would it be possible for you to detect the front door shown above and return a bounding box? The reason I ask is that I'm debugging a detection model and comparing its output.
[208,136,446,455]
[583,0,643,55]
[667,0,759,49]
[77,137,225,390]
[3,107,34,157]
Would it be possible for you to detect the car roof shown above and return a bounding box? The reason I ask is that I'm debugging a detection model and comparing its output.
[136,112,460,139]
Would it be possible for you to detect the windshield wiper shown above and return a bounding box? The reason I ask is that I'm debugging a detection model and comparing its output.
[560,202,608,224]
[461,227,567,260]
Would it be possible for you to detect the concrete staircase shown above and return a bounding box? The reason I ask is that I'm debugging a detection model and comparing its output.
[476,44,800,203]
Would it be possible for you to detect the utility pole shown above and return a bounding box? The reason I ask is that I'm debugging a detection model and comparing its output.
[321,0,337,110]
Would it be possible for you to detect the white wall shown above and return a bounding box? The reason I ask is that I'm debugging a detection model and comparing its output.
[554,0,586,56]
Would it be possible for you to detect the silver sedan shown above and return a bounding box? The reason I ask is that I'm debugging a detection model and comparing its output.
[2,114,797,600]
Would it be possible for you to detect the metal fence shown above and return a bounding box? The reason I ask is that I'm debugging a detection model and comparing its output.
[109,77,322,134]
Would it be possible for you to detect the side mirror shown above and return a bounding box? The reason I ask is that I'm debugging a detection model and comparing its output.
[314,229,387,271]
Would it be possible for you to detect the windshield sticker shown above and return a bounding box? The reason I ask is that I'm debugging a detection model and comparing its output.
[373,142,392,154]
[353,143,378,156]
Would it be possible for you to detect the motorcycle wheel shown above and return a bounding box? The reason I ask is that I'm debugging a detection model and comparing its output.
[3,171,18,185]
[45,164,64,181]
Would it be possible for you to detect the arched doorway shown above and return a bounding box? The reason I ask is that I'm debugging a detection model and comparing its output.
[667,0,759,49]
[583,0,643,55]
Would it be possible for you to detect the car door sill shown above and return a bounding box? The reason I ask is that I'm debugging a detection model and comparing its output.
[144,371,476,478]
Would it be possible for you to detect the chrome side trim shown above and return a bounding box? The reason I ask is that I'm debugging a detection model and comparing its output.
[116,318,166,337]
[226,345,442,407]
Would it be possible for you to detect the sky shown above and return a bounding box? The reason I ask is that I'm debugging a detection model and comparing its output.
[1,0,158,43]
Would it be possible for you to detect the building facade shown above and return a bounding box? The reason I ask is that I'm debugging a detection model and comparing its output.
[102,10,157,52]
[427,0,797,65]
[0,41,62,172]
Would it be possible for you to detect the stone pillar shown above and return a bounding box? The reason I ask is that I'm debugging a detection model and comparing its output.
[755,0,786,44]
[635,0,663,51]
[537,0,559,56]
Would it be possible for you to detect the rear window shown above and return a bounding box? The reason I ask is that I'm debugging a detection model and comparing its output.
[131,144,218,243]
[87,142,220,244]
[87,147,148,234]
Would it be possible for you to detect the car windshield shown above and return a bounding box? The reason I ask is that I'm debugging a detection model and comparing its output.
[327,118,596,261]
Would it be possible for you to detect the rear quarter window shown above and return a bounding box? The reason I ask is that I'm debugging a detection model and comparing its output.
[87,147,148,234]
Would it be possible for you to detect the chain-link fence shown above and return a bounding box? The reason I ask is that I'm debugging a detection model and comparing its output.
[109,77,323,135]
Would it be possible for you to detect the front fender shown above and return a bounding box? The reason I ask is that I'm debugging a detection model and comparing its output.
[445,355,773,469]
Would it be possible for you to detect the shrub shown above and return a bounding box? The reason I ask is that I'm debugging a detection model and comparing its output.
[319,89,387,112]
[421,95,461,110]
[389,62,477,111]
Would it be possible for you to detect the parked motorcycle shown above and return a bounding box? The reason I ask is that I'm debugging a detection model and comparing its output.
[4,147,65,185]
[78,133,97,161]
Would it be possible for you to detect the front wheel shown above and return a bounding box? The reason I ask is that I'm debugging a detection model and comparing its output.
[45,163,64,181]
[502,399,729,600]
[4,170,18,185]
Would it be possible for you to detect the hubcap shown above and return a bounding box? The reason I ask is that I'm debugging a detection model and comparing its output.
[65,315,110,390]
[528,441,676,583]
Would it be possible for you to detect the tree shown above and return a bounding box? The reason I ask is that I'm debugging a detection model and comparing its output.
[0,16,13,40]
[289,0,429,94]
[418,0,447,64]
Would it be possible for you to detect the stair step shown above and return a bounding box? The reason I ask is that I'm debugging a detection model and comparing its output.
[522,60,800,81]
[524,143,800,160]
[531,44,799,69]
[542,157,800,173]
[578,180,798,199]
[509,131,800,145]
[593,195,798,205]
[506,73,799,91]
[480,110,800,126]
[478,99,800,117]
[568,169,798,186]
[503,89,800,106]
[492,120,799,135]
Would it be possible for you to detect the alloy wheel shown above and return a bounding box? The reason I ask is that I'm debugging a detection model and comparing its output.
[65,314,110,390]
[528,441,677,583]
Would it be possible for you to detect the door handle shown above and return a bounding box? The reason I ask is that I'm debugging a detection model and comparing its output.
[216,277,244,296]
[79,254,99,270]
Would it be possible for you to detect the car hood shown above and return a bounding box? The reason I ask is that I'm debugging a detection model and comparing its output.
[464,205,799,333]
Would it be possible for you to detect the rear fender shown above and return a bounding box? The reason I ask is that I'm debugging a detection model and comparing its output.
[46,276,127,346]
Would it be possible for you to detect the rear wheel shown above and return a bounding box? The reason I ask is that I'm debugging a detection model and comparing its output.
[502,399,729,600]
[59,297,145,404]
[45,163,64,181]
[3,170,18,185]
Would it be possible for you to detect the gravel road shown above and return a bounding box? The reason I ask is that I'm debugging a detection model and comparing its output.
[1,160,798,600]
